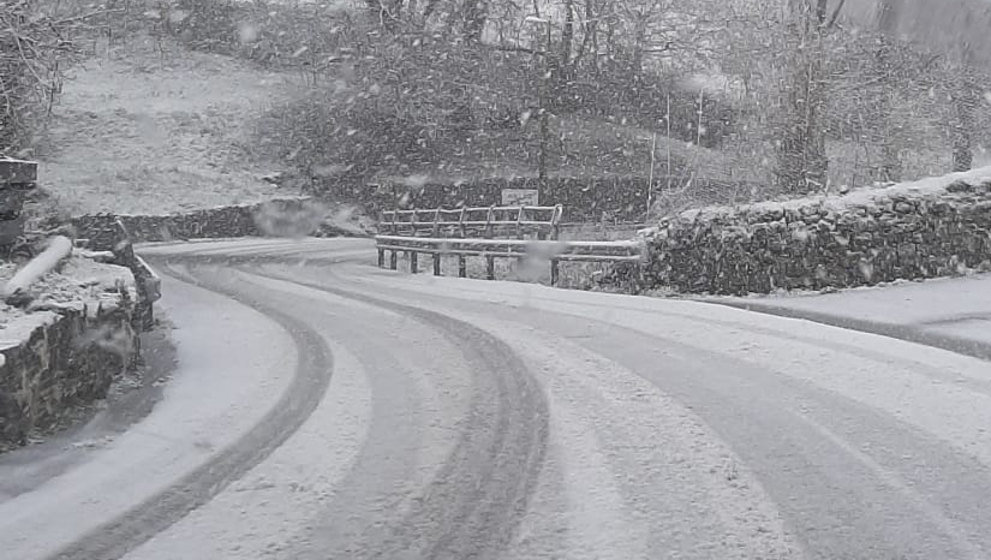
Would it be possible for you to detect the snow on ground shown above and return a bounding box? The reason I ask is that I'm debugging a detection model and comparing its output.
[480,319,802,559]
[18,238,988,558]
[131,263,800,560]
[35,35,301,215]
[123,338,370,560]
[0,254,134,348]
[341,264,991,465]
[717,272,991,345]
[0,269,296,559]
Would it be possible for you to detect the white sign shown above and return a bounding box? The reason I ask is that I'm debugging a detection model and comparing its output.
[501,188,539,206]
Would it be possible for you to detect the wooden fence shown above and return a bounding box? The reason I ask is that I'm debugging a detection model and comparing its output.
[376,205,642,285]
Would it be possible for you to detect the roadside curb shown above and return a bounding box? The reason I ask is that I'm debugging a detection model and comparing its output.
[705,299,991,362]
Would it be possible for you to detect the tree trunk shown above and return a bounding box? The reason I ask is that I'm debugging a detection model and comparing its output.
[875,0,902,182]
[561,0,574,65]
[776,1,830,193]
[951,65,978,172]
[777,54,829,191]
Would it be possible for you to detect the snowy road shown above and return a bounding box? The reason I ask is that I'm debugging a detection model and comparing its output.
[5,238,991,559]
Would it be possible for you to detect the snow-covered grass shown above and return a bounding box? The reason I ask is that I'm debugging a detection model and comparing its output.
[34,34,301,215]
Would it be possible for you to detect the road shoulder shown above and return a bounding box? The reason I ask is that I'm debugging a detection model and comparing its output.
[0,267,297,560]
[704,274,991,361]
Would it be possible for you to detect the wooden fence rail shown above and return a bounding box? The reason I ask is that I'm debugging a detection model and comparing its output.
[375,205,642,285]
[380,205,564,239]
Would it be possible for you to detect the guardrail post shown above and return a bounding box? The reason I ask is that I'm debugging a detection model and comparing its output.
[458,207,467,278]
[550,258,560,286]
[485,205,495,238]
[390,250,398,270]
[485,205,495,280]
[410,250,418,273]
[433,252,441,276]
[377,248,385,267]
[515,206,525,268]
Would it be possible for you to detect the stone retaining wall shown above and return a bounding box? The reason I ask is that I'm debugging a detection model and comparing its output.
[72,198,362,251]
[631,170,991,295]
[0,298,136,448]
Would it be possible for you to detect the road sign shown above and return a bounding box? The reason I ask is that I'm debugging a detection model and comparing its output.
[501,188,539,206]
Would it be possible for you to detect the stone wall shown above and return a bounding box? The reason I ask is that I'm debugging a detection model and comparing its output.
[366,176,756,223]
[631,170,991,295]
[0,298,136,448]
[72,198,363,251]
[0,159,37,253]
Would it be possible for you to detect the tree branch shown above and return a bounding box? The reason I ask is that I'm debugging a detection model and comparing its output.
[827,0,847,29]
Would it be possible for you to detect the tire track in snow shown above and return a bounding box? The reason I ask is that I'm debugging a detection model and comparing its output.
[239,267,550,559]
[46,261,334,560]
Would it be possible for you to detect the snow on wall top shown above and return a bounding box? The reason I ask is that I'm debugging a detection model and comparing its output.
[669,166,991,225]
[0,255,134,350]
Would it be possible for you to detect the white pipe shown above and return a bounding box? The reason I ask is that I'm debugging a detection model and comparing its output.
[3,236,73,300]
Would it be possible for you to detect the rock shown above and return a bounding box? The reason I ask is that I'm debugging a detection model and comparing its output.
[259,171,284,185]
[4,289,33,308]
[946,180,972,193]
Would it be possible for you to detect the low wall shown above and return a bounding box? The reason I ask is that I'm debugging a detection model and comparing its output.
[72,198,363,251]
[364,176,755,223]
[0,299,136,448]
[631,170,991,295]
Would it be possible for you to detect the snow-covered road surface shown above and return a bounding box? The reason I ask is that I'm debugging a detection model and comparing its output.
[715,273,991,361]
[5,237,991,559]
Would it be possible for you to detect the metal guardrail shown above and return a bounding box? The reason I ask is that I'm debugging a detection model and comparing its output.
[375,205,642,285]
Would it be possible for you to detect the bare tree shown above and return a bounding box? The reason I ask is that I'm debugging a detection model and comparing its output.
[950,62,979,171]
[0,1,89,153]
[874,0,902,181]
[775,0,839,192]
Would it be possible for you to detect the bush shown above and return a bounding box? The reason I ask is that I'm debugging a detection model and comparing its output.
[0,1,80,154]
[256,90,440,193]
[163,0,352,75]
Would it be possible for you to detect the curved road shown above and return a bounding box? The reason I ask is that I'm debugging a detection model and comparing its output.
[7,238,991,559]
